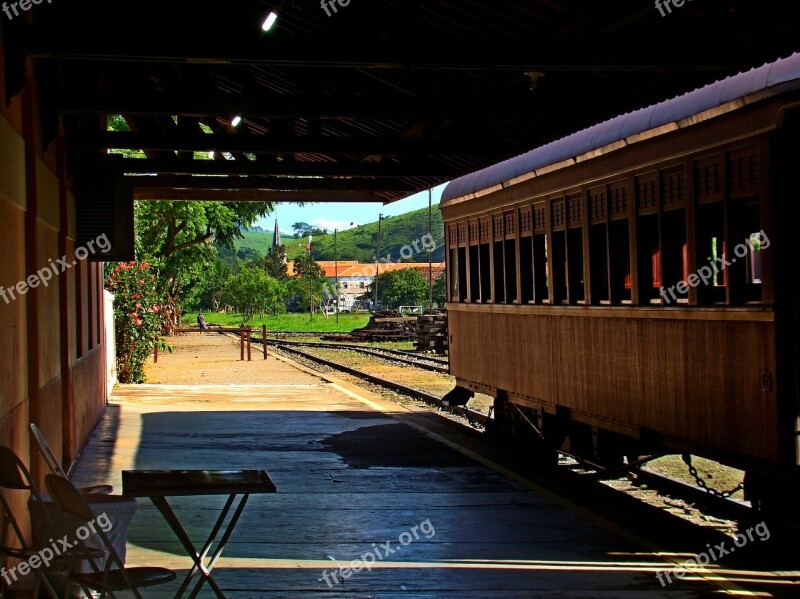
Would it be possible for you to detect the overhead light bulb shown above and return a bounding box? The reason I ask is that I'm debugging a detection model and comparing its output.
[208,151,215,159]
[231,116,242,127]
[262,11,278,31]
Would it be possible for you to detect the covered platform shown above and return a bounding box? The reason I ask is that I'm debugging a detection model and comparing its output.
[66,342,776,597]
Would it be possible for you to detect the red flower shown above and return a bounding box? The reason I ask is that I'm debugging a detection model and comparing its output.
[139,279,145,285]
[132,293,140,300]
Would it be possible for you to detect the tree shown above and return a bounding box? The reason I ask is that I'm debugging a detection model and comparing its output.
[236,247,262,262]
[105,262,170,383]
[221,266,287,321]
[263,245,289,280]
[292,252,325,280]
[289,253,327,314]
[292,222,312,238]
[182,260,232,312]
[371,268,428,309]
[432,271,447,308]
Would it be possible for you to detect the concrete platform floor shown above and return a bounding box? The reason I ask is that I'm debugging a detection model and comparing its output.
[69,353,785,598]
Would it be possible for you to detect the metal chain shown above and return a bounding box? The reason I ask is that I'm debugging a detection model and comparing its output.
[681,454,744,498]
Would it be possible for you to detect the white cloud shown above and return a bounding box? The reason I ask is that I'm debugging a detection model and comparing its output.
[310,218,360,231]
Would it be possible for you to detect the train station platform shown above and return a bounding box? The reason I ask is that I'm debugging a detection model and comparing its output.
[70,345,789,597]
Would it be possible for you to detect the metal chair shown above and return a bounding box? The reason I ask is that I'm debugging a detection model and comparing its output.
[45,474,176,599]
[0,445,62,599]
[30,423,113,495]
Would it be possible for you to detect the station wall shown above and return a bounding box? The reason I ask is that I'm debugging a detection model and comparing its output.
[0,29,110,537]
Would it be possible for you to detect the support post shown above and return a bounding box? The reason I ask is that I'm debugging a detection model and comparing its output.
[240,326,245,361]
[247,329,252,361]
[428,188,433,311]
[263,324,268,360]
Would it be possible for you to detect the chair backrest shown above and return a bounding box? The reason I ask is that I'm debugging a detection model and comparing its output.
[45,474,134,590]
[30,423,68,479]
[43,475,96,523]
[0,445,31,491]
[0,445,57,554]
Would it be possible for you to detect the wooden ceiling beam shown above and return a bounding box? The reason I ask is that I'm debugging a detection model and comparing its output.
[133,188,389,203]
[113,158,453,178]
[126,175,417,192]
[20,28,739,71]
[83,131,482,156]
[61,90,552,120]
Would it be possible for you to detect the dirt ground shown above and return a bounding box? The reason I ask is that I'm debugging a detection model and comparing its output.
[144,332,321,385]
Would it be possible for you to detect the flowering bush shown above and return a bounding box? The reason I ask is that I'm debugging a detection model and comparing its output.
[106,262,170,383]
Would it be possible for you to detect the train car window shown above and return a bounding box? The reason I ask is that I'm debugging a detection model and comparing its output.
[458,247,468,302]
[480,242,492,302]
[636,214,661,304]
[609,219,632,304]
[551,230,567,304]
[520,235,534,303]
[493,240,505,303]
[661,209,689,304]
[504,239,518,303]
[449,247,459,302]
[567,228,585,304]
[727,196,763,303]
[533,234,549,302]
[469,245,480,302]
[589,222,610,304]
[696,204,726,304]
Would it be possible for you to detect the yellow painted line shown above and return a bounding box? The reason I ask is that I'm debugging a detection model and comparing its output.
[272,352,761,597]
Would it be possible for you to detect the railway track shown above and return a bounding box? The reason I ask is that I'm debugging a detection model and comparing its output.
[263,340,485,426]
[265,339,450,373]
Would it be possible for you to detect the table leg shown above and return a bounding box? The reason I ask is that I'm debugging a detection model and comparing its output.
[151,495,229,599]
[187,494,250,599]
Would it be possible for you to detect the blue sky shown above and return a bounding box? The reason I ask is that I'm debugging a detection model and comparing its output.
[256,183,447,235]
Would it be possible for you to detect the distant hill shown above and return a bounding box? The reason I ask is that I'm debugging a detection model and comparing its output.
[234,207,445,263]
[233,232,295,257]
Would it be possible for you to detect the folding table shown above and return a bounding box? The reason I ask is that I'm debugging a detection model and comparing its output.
[122,469,276,598]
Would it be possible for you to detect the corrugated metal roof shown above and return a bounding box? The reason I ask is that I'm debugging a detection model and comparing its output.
[442,53,800,204]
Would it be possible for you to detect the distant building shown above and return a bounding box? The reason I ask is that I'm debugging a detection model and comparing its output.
[286,260,445,310]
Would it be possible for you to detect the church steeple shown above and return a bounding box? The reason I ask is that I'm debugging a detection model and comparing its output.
[272,219,282,249]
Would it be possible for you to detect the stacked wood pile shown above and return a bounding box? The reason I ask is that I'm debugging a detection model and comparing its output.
[323,311,417,342]
[416,311,448,354]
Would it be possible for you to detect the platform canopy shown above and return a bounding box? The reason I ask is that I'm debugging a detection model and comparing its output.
[5,0,800,203]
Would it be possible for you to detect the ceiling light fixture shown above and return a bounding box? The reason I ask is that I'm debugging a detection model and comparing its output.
[231,116,242,127]
[208,151,216,159]
[262,11,278,31]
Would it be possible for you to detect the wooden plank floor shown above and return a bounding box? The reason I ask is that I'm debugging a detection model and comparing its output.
[70,361,733,597]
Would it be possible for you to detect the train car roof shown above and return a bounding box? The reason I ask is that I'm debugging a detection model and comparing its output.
[441,52,800,206]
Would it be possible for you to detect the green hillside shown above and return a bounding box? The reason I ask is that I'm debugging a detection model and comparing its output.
[233,232,295,257]
[235,207,445,263]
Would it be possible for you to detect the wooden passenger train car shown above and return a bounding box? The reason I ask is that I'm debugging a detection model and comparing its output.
[440,53,800,513]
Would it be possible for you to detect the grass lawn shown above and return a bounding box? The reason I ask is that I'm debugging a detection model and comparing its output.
[183,312,371,333]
